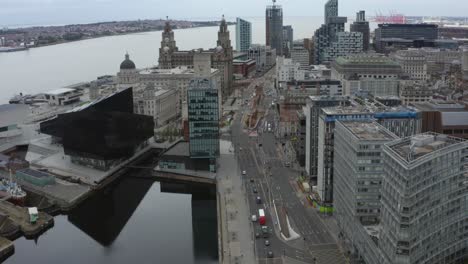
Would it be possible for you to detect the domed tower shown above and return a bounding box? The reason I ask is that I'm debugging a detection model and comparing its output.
[118,52,139,86]
[158,17,178,69]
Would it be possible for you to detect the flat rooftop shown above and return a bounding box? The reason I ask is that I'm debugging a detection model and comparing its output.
[45,88,76,95]
[340,121,397,141]
[387,133,466,162]
[163,141,190,157]
[412,101,467,112]
[139,66,218,75]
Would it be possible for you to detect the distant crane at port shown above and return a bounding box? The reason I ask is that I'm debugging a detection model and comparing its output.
[373,10,406,24]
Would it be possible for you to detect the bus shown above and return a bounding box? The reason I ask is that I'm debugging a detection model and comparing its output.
[258,209,266,225]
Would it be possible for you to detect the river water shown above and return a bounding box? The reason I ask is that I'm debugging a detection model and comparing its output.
[0,16,341,104]
[5,167,218,264]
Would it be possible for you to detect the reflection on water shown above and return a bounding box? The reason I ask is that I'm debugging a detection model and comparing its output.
[6,169,218,264]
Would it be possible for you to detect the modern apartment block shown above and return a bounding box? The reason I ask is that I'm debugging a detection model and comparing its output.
[236,17,252,52]
[187,78,220,164]
[335,120,398,224]
[313,0,349,64]
[324,32,363,61]
[380,133,468,263]
[350,11,370,51]
[266,2,284,56]
[305,96,351,178]
[316,101,421,203]
[331,54,403,97]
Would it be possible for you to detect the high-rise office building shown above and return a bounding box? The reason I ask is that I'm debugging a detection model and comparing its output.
[350,11,370,51]
[236,18,252,52]
[380,133,468,263]
[187,78,220,164]
[374,24,439,53]
[282,25,293,57]
[334,121,397,252]
[305,96,351,178]
[266,1,283,56]
[463,46,468,79]
[291,40,310,67]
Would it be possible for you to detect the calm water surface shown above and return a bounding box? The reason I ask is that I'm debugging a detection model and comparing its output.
[5,174,218,264]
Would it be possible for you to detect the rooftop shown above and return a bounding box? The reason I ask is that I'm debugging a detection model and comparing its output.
[45,88,76,95]
[386,132,467,162]
[163,141,190,157]
[412,100,467,112]
[139,66,218,75]
[334,55,401,67]
[340,121,397,141]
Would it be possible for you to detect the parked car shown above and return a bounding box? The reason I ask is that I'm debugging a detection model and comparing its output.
[242,170,246,175]
[251,215,257,222]
[253,188,258,194]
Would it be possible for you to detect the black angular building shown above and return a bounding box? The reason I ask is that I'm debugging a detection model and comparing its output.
[40,88,154,170]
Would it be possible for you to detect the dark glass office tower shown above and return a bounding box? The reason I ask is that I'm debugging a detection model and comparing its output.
[187,78,220,162]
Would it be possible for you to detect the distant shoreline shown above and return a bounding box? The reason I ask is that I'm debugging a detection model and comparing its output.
[0,20,235,53]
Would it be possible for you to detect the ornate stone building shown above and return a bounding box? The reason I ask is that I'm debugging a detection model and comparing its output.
[158,17,233,101]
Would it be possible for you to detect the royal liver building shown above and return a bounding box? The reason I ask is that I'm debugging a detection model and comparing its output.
[158,17,233,101]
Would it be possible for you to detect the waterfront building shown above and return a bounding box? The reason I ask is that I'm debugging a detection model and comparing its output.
[291,40,310,67]
[248,44,276,71]
[412,100,468,139]
[282,25,293,57]
[117,53,139,87]
[374,24,439,53]
[187,78,220,168]
[380,133,468,264]
[266,1,283,56]
[133,83,180,128]
[44,88,83,106]
[158,17,233,101]
[305,96,351,178]
[316,101,421,203]
[39,88,154,171]
[350,11,370,51]
[334,120,397,228]
[137,66,221,107]
[331,55,402,96]
[235,18,252,52]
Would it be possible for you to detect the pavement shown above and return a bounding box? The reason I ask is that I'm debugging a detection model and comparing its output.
[217,140,256,264]
[227,66,347,264]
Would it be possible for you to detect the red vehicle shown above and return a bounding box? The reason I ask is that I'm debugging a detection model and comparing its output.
[258,209,266,225]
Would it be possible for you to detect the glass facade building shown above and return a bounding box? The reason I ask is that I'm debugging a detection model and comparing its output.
[236,18,252,52]
[187,78,220,159]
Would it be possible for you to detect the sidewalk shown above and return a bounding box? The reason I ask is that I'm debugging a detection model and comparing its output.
[217,140,256,264]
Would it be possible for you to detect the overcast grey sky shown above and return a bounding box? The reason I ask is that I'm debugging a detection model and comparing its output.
[1,0,466,27]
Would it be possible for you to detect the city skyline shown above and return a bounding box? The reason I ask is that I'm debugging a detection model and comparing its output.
[1,0,468,27]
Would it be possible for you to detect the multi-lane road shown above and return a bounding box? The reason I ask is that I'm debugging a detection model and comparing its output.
[229,69,346,264]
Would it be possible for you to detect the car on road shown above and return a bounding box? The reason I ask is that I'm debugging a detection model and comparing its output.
[264,240,270,246]
[256,196,262,204]
[255,232,260,239]
[253,188,258,193]
[285,162,291,167]
[267,251,274,258]
[242,170,246,175]
[250,178,254,183]
[261,226,269,238]
[251,214,257,222]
